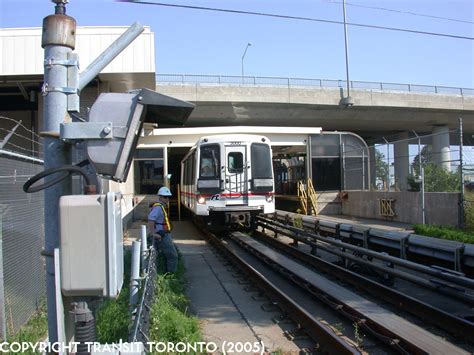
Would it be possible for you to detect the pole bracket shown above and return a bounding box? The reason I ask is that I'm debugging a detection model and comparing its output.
[60,122,128,141]
[44,57,79,68]
[41,82,78,96]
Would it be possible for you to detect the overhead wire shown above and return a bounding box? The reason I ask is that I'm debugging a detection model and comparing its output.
[333,0,474,25]
[117,0,474,41]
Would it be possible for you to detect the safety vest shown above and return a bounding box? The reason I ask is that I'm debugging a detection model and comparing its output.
[152,202,172,232]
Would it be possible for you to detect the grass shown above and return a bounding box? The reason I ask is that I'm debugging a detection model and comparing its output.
[94,247,203,349]
[6,304,48,354]
[96,250,131,343]
[148,254,202,347]
[96,285,131,342]
[411,192,474,244]
[413,224,474,244]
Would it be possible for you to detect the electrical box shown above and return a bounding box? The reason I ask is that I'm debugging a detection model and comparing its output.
[60,192,123,298]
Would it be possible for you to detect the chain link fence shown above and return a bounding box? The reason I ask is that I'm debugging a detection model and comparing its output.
[0,117,45,338]
[366,129,462,193]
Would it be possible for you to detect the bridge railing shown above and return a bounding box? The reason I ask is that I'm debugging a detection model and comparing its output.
[156,74,474,96]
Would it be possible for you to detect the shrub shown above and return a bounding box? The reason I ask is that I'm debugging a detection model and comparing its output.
[413,224,474,244]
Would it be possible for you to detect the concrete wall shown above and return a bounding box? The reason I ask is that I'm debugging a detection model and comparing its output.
[341,190,461,226]
[1,26,155,75]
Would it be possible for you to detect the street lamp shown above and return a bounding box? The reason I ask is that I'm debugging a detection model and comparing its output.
[340,0,354,107]
[241,42,252,81]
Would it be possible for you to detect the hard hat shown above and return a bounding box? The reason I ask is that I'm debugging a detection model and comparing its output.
[157,186,172,196]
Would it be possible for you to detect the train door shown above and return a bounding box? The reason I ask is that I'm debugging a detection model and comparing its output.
[224,144,248,205]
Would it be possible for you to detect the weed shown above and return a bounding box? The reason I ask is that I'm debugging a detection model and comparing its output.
[7,304,48,354]
[333,322,344,334]
[293,216,303,229]
[149,253,202,349]
[353,322,364,347]
[96,250,131,343]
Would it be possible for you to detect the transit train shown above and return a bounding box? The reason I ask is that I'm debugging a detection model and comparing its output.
[180,134,275,229]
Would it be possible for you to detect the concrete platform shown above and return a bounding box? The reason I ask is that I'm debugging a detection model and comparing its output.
[173,221,302,353]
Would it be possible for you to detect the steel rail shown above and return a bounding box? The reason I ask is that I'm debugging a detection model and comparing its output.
[231,233,469,355]
[230,233,423,354]
[258,216,474,291]
[252,228,474,340]
[197,222,361,354]
[257,218,474,305]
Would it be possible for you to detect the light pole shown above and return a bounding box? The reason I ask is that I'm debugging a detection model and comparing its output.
[241,42,252,81]
[340,0,354,107]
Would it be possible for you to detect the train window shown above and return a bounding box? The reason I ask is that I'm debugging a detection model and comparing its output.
[191,151,196,183]
[200,144,220,178]
[251,143,272,178]
[228,152,244,173]
[134,159,164,194]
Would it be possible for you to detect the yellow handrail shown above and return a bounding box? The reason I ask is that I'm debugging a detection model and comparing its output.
[297,180,308,215]
[307,178,318,216]
[297,179,318,216]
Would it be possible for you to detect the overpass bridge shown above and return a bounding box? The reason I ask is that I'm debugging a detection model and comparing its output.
[155,74,474,141]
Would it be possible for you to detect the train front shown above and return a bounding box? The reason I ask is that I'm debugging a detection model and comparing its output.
[196,134,275,229]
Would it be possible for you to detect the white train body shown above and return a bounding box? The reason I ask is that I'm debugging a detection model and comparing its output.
[180,134,275,227]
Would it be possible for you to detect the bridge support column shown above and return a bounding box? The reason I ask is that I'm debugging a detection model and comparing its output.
[432,126,451,171]
[394,132,409,191]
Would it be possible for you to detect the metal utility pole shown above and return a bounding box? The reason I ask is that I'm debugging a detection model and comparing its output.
[41,0,145,344]
[459,117,465,228]
[340,0,354,107]
[41,0,76,342]
[241,42,252,81]
[413,130,425,224]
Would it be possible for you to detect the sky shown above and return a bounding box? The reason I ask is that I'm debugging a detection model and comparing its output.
[0,0,473,88]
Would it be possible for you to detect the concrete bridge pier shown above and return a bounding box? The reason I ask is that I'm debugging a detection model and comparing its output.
[394,132,409,191]
[432,126,451,171]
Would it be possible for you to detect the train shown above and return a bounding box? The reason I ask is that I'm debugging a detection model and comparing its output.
[180,134,275,229]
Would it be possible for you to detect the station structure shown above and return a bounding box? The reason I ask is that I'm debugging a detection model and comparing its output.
[1,18,473,344]
[0,25,472,224]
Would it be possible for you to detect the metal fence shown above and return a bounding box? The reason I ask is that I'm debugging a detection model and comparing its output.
[156,74,474,96]
[0,154,45,338]
[364,129,463,193]
[0,118,45,338]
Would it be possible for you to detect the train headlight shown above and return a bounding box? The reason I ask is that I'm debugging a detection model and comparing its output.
[266,194,273,203]
[197,196,206,204]
[252,178,273,193]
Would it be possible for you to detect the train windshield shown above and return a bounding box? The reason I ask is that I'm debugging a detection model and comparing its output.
[228,152,244,173]
[251,143,272,178]
[200,144,220,178]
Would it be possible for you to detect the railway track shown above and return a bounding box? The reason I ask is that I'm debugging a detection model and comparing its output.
[196,217,473,354]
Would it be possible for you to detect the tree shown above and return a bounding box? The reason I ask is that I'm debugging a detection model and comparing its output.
[423,163,461,192]
[375,149,389,189]
[408,145,461,192]
[411,145,432,177]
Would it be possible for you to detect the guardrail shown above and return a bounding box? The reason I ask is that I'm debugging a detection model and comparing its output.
[156,74,474,97]
[272,211,474,277]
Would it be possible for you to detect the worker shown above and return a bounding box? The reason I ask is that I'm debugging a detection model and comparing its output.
[147,186,178,273]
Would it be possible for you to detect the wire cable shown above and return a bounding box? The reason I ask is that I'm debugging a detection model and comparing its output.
[23,164,92,193]
[116,0,474,41]
[335,1,474,25]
